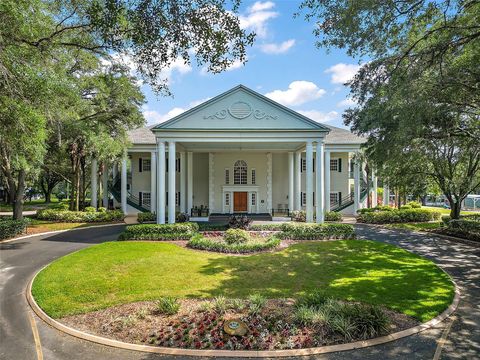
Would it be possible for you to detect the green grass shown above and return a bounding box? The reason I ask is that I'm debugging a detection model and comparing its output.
[32,240,454,322]
[26,219,107,232]
[0,198,59,212]
[423,206,478,215]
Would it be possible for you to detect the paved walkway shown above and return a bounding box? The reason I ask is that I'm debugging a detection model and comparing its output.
[0,225,478,359]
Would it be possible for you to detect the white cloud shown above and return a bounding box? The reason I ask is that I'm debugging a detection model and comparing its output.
[260,39,295,54]
[264,81,326,106]
[297,110,339,123]
[200,58,245,75]
[325,63,360,85]
[336,98,357,108]
[159,57,192,83]
[239,1,279,38]
[143,97,211,125]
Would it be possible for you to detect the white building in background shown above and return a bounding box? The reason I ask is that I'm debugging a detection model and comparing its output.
[107,85,370,223]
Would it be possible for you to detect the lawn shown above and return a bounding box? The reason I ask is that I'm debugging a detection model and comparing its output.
[0,198,59,212]
[423,206,478,215]
[25,219,107,234]
[32,240,454,322]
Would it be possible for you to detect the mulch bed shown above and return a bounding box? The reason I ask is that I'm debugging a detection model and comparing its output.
[60,299,419,351]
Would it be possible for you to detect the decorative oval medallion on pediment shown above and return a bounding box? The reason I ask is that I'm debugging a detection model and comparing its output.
[228,101,252,119]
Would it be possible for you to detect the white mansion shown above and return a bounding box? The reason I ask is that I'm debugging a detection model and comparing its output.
[98,85,383,223]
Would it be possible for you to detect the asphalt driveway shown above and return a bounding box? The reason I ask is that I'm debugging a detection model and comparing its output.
[0,224,478,359]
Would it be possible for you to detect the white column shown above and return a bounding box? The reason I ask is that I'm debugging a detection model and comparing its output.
[112,163,118,180]
[187,152,193,215]
[179,152,186,213]
[102,164,108,207]
[288,152,294,214]
[316,142,325,223]
[157,142,166,224]
[230,191,234,214]
[383,183,390,206]
[353,157,360,214]
[266,153,272,214]
[90,158,98,208]
[120,156,127,214]
[306,141,314,222]
[294,151,301,210]
[150,151,156,214]
[168,141,176,223]
[324,150,331,213]
[208,153,215,213]
[372,171,378,207]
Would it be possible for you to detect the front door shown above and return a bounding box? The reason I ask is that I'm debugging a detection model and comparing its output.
[233,192,248,212]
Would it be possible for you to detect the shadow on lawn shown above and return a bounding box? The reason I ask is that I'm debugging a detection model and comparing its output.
[194,241,454,321]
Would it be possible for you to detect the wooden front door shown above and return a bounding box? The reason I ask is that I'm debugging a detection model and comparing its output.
[234,192,248,212]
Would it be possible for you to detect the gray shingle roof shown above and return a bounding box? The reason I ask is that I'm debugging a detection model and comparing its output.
[127,123,366,145]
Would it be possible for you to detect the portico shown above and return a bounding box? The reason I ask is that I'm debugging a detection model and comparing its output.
[114,85,367,223]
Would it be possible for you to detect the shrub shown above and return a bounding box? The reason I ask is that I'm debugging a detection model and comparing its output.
[98,207,107,213]
[279,223,355,240]
[324,211,342,222]
[224,228,250,244]
[291,210,306,222]
[407,201,422,208]
[119,222,199,240]
[36,209,124,223]
[197,223,229,231]
[248,223,283,231]
[399,205,412,210]
[441,215,451,225]
[137,212,155,223]
[228,215,252,229]
[187,234,280,254]
[444,219,480,242]
[0,217,29,240]
[176,212,189,223]
[157,297,180,315]
[84,206,97,213]
[357,206,393,214]
[212,296,229,314]
[357,208,441,224]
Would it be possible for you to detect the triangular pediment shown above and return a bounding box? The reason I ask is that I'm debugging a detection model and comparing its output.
[153,85,329,131]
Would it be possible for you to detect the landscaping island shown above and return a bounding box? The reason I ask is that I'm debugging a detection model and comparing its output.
[31,220,455,351]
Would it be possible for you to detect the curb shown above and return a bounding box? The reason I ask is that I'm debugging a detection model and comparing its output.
[0,223,126,244]
[26,268,461,358]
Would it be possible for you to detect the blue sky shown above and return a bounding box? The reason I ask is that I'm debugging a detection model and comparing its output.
[141,1,361,129]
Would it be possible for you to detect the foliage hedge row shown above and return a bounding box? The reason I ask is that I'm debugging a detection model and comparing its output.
[325,211,343,222]
[224,228,250,244]
[357,208,441,224]
[278,223,355,240]
[187,234,280,253]
[441,217,480,242]
[36,209,124,223]
[119,222,199,240]
[0,217,29,240]
[137,212,156,223]
[248,223,284,231]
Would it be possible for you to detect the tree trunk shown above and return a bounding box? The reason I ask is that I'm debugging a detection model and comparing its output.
[13,169,26,220]
[450,199,462,219]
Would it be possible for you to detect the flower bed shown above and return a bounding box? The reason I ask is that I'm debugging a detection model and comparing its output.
[60,295,418,351]
[187,233,280,254]
[0,217,29,240]
[36,208,124,223]
[119,223,199,241]
[278,223,355,240]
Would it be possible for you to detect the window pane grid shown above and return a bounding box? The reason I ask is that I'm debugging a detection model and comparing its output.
[234,160,247,185]
[142,192,151,207]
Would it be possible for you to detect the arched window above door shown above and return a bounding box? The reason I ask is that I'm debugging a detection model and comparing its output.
[234,160,247,184]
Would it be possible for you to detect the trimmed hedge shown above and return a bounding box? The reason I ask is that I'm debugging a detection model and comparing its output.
[357,209,441,224]
[138,212,155,223]
[119,222,199,240]
[440,217,480,242]
[324,211,342,222]
[248,223,283,231]
[291,210,306,222]
[36,209,124,223]
[0,217,29,240]
[278,223,355,240]
[197,223,229,231]
[187,234,281,253]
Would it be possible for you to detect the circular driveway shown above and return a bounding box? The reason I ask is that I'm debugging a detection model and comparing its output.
[0,225,478,360]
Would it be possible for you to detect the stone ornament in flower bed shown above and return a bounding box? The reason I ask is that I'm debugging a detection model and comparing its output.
[224,319,248,336]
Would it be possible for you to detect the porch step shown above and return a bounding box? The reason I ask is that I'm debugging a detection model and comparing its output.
[209,213,273,222]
